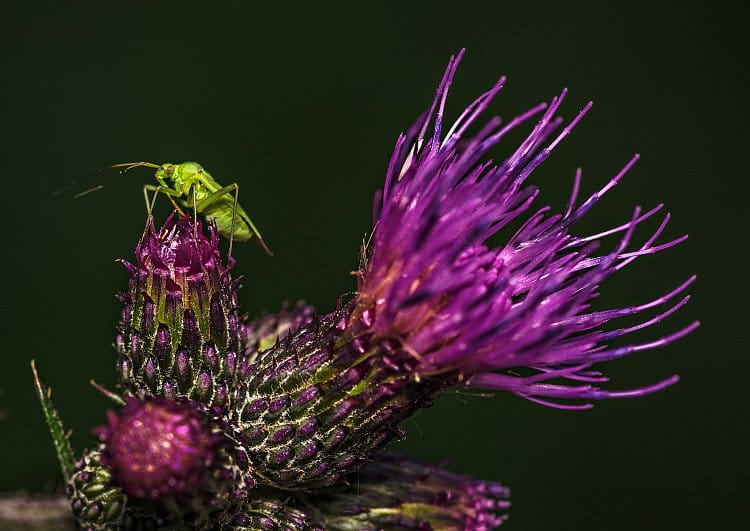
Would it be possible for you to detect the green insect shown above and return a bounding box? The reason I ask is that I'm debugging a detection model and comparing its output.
[111,161,271,255]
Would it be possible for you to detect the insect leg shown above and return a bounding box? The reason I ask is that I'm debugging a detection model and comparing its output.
[191,184,198,242]
[143,184,186,216]
[143,186,153,216]
[195,183,272,255]
[193,183,238,255]
[228,183,239,257]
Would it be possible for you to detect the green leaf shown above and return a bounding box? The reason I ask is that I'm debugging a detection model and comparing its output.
[31,360,75,481]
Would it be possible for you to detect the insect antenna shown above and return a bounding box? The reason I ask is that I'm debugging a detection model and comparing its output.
[73,184,105,198]
[110,161,160,172]
[51,166,107,197]
[52,161,159,199]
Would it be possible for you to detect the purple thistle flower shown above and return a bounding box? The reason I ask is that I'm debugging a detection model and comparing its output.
[97,50,697,508]
[170,51,700,492]
[95,397,224,499]
[355,49,698,409]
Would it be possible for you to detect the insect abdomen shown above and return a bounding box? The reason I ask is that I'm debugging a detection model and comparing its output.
[204,207,252,241]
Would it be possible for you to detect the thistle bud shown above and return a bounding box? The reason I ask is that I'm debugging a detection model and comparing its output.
[116,216,316,411]
[94,397,255,525]
[116,215,244,402]
[312,452,510,530]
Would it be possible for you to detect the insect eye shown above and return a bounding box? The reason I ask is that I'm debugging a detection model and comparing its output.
[166,165,174,173]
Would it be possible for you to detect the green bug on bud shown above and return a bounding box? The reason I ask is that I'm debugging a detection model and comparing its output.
[111,161,271,256]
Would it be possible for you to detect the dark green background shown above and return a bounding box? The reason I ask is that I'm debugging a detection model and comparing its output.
[1,2,744,529]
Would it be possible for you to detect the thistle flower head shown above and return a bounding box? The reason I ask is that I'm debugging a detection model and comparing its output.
[356,49,698,408]
[212,54,699,493]
[95,397,222,499]
[116,214,245,404]
[85,51,698,513]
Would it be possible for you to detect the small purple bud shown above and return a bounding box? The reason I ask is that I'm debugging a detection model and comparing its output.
[117,215,246,404]
[96,398,221,500]
[308,452,510,529]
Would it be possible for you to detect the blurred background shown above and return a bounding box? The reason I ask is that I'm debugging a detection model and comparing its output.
[1,2,744,529]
